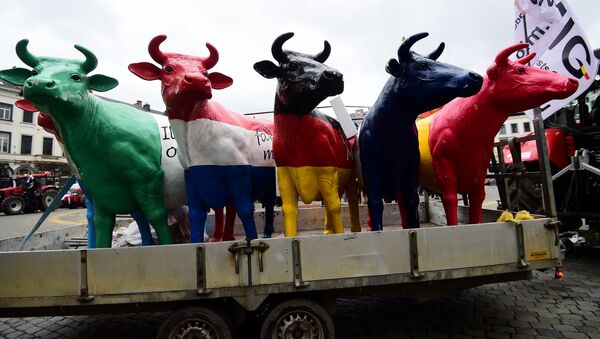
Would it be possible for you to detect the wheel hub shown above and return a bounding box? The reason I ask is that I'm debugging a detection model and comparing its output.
[277,312,322,339]
[176,320,216,339]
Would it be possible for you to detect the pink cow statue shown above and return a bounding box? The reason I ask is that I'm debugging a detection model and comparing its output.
[417,43,579,225]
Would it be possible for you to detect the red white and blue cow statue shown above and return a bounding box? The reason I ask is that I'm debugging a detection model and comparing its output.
[129,35,276,242]
[417,43,579,225]
[359,32,483,231]
[254,32,361,237]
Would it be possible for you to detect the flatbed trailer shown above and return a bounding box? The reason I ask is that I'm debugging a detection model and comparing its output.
[0,201,561,338]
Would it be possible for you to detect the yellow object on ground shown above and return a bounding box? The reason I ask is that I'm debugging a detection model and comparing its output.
[497,210,515,222]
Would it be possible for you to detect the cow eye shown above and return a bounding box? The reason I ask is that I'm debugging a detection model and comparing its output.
[31,70,38,76]
[287,62,300,71]
[71,74,82,82]
[202,71,209,76]
[518,67,525,73]
[419,62,428,70]
[165,65,174,73]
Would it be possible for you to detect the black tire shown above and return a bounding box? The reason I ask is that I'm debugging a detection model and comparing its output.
[503,175,544,214]
[2,196,26,215]
[156,306,234,339]
[40,188,58,212]
[260,298,335,339]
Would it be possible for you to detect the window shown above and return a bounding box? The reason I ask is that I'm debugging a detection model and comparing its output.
[511,123,518,133]
[0,132,11,153]
[0,103,12,121]
[42,137,53,156]
[20,135,32,154]
[523,122,531,132]
[22,111,33,123]
[499,125,506,134]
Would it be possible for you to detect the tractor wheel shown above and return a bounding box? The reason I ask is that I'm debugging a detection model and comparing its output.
[505,176,544,214]
[260,298,335,339]
[40,188,58,212]
[2,196,26,215]
[157,306,234,339]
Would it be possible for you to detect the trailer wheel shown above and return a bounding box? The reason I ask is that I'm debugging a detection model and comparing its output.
[260,298,334,339]
[157,306,234,339]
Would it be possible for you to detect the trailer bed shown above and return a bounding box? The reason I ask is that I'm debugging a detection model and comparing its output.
[0,217,560,317]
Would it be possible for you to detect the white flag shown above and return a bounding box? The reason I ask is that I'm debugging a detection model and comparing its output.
[514,0,599,120]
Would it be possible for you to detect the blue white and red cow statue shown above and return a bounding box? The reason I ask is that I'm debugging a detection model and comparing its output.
[129,35,276,243]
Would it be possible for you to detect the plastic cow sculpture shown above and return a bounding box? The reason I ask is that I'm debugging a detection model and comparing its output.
[129,35,276,242]
[0,40,187,248]
[417,43,579,225]
[359,33,483,231]
[254,32,361,236]
[35,110,213,247]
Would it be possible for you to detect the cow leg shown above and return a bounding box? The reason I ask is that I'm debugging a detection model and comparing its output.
[262,199,275,238]
[211,208,224,242]
[344,176,361,233]
[324,208,334,235]
[223,204,237,241]
[438,174,460,226]
[77,180,96,248]
[319,168,343,234]
[131,210,154,246]
[93,208,116,248]
[278,167,299,237]
[396,192,408,228]
[230,168,258,240]
[400,187,420,229]
[468,174,487,224]
[188,201,209,243]
[363,165,384,231]
[138,203,172,245]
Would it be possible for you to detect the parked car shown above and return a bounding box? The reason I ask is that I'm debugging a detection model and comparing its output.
[61,183,86,209]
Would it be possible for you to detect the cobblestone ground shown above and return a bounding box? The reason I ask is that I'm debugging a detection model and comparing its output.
[1,250,599,339]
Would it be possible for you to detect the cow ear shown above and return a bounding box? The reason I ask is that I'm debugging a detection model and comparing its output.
[0,68,32,86]
[128,62,161,81]
[486,65,497,80]
[208,72,233,90]
[88,74,119,92]
[385,59,402,76]
[253,60,280,79]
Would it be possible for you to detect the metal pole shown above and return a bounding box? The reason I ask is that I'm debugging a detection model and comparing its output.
[532,107,557,218]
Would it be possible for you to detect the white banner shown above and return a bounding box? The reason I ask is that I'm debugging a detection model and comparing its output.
[514,0,599,120]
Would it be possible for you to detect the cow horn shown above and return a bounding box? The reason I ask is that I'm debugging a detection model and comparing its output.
[74,44,98,73]
[148,35,168,65]
[313,40,331,63]
[398,32,429,61]
[495,43,530,65]
[517,51,536,65]
[427,42,445,61]
[16,39,40,68]
[272,32,294,63]
[200,43,219,70]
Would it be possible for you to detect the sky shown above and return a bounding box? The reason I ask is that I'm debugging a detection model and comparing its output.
[1,0,599,115]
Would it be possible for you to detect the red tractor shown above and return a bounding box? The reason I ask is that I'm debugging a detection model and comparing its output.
[0,172,59,215]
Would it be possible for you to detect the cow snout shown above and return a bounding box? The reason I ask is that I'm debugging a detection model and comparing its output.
[322,70,342,80]
[25,78,56,89]
[468,72,483,83]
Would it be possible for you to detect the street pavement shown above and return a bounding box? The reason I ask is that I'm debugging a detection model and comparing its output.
[0,250,598,338]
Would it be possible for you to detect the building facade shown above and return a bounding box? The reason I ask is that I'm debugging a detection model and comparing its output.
[0,79,66,178]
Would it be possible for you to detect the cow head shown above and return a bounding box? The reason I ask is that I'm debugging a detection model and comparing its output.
[485,43,579,112]
[0,39,118,114]
[129,35,233,114]
[384,32,483,114]
[254,32,344,115]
